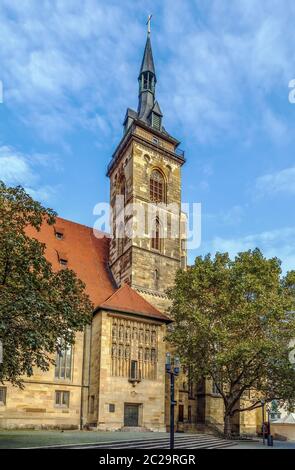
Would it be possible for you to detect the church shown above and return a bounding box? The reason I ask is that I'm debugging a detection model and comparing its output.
[0,25,259,434]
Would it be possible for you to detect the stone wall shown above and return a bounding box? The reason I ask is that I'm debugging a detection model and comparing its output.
[90,310,167,432]
[0,330,87,429]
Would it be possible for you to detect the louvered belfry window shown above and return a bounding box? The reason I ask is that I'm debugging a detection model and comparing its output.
[150,170,164,203]
[152,113,161,130]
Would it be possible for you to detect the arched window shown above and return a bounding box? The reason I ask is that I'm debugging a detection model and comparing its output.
[151,217,161,251]
[150,170,165,203]
[118,175,127,204]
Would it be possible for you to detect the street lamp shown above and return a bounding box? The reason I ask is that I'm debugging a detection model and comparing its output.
[266,405,273,447]
[261,399,266,445]
[166,353,180,450]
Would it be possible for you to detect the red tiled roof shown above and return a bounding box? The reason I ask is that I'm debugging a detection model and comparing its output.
[26,217,170,323]
[26,217,115,306]
[99,283,171,323]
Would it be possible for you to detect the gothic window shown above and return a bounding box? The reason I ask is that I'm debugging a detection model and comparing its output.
[151,217,162,251]
[145,348,150,361]
[118,175,127,204]
[55,342,72,380]
[151,348,156,362]
[111,318,158,381]
[139,328,144,343]
[112,344,117,357]
[119,324,124,341]
[150,170,165,203]
[125,327,131,342]
[125,346,130,360]
[112,324,117,340]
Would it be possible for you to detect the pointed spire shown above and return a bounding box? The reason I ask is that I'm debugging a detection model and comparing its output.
[137,18,158,121]
[138,34,156,78]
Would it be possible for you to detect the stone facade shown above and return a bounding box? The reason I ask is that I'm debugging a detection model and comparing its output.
[88,311,167,431]
[108,128,184,302]
[0,330,90,429]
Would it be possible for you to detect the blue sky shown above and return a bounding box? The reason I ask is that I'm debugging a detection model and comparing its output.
[0,0,295,272]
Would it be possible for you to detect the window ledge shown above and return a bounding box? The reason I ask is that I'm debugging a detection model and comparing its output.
[128,378,141,385]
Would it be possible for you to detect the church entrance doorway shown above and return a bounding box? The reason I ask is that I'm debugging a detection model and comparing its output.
[124,404,140,427]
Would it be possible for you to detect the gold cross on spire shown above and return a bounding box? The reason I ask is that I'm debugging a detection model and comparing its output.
[147,14,152,35]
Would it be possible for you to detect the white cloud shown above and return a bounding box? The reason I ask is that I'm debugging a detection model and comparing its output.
[160,0,295,143]
[255,166,295,197]
[0,0,294,143]
[0,145,57,202]
[205,227,295,273]
[0,148,36,186]
[0,1,142,141]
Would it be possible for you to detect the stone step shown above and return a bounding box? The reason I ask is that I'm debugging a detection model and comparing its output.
[72,436,228,448]
[120,426,152,432]
[70,434,224,446]
[68,435,235,450]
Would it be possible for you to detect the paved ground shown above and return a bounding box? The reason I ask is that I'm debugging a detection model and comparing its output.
[0,431,165,449]
[0,430,294,449]
[233,440,295,449]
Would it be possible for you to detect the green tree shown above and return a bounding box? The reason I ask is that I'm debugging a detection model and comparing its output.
[167,249,295,437]
[0,182,93,386]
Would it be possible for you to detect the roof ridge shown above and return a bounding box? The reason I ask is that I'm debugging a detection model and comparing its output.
[56,216,110,238]
[101,284,124,304]
[98,283,171,322]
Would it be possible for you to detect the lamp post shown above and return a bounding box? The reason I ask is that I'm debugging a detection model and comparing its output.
[266,406,273,447]
[165,353,180,450]
[261,400,266,445]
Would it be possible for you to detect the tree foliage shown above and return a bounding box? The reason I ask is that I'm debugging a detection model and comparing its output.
[0,182,93,386]
[167,249,295,436]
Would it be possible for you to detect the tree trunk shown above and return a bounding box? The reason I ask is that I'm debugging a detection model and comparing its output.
[224,413,232,439]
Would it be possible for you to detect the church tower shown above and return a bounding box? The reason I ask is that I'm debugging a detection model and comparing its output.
[107,23,186,311]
